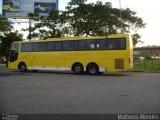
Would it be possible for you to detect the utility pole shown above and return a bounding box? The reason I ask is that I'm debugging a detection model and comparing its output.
[119,0,122,19]
[28,18,32,40]
[119,0,122,32]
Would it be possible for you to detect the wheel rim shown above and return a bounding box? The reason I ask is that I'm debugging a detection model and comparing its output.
[88,64,98,75]
[75,66,81,74]
[89,67,97,74]
[20,64,26,72]
[73,64,83,74]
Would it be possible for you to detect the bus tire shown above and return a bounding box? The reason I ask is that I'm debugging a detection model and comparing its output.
[87,63,99,75]
[19,63,27,72]
[72,63,84,75]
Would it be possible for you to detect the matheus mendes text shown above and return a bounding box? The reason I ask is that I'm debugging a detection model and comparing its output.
[118,114,160,120]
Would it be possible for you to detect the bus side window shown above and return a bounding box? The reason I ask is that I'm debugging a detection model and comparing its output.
[96,38,126,50]
[33,42,46,52]
[106,39,116,50]
[90,44,95,49]
[62,41,78,51]
[79,40,96,50]
[21,43,32,52]
[11,43,19,52]
[47,41,61,51]
[96,39,106,50]
[96,44,100,49]
[15,43,19,52]
[108,43,113,49]
[115,38,126,50]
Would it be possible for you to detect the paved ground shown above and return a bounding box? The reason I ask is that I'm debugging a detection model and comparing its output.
[0,70,160,114]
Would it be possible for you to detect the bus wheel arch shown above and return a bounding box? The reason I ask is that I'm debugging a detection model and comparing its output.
[72,62,84,74]
[18,62,27,72]
[86,62,99,75]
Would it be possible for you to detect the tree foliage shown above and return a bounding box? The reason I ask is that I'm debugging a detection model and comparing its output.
[65,0,145,37]
[24,0,145,46]
[132,33,142,47]
[0,32,22,65]
[23,11,67,40]
[0,14,13,35]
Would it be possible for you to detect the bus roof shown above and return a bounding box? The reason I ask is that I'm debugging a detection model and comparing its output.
[13,34,130,43]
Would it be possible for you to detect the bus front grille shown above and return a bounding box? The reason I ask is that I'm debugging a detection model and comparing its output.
[115,59,124,69]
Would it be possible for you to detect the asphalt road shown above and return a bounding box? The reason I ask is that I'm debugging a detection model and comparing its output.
[0,70,160,114]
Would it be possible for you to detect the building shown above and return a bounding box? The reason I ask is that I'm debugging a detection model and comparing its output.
[134,46,160,59]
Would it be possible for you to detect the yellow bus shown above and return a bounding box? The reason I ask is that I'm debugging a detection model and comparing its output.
[8,34,133,75]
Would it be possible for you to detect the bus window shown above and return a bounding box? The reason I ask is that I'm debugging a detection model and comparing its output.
[21,43,32,52]
[33,42,46,52]
[115,38,126,50]
[11,43,19,52]
[46,41,61,51]
[107,39,116,49]
[96,39,107,50]
[97,38,126,50]
[79,40,96,50]
[62,41,78,51]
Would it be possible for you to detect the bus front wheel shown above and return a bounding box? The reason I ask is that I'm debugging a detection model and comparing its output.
[87,64,99,75]
[19,63,27,72]
[72,63,84,75]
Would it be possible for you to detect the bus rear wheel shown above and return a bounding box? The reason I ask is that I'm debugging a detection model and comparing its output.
[87,64,99,75]
[72,63,84,75]
[19,63,27,72]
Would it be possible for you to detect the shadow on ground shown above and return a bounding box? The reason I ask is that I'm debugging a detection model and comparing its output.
[0,69,131,78]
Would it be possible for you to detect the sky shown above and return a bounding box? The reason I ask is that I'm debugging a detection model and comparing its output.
[0,0,160,46]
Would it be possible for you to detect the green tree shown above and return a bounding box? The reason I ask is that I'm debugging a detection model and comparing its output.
[0,14,13,64]
[23,11,67,40]
[21,0,145,46]
[65,0,145,44]
[0,32,22,67]
[0,14,12,35]
[132,33,143,47]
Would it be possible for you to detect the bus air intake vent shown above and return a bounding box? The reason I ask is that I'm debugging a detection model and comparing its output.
[115,59,124,69]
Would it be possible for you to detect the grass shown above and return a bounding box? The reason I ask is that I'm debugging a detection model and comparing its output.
[133,59,160,72]
[0,64,6,70]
